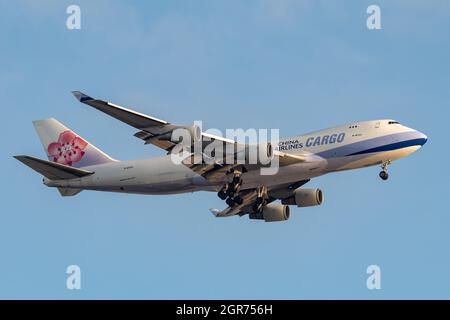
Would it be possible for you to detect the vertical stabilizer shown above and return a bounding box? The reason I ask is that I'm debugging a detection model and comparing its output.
[33,118,116,168]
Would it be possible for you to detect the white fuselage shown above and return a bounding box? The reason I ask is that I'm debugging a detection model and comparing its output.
[44,119,427,195]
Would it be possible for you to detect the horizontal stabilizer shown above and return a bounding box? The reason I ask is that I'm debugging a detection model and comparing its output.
[14,155,94,180]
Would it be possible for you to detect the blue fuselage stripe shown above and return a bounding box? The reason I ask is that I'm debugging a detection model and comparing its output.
[315,131,427,159]
[346,138,427,156]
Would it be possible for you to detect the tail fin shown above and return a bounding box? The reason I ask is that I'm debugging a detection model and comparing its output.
[33,118,115,168]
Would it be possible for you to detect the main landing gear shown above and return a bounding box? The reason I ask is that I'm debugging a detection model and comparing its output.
[379,161,391,181]
[217,171,244,206]
[252,186,268,213]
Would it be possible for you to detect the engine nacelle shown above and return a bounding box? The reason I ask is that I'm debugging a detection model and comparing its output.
[248,203,290,222]
[158,124,202,144]
[232,142,274,165]
[282,188,324,207]
[252,142,273,162]
[262,203,290,222]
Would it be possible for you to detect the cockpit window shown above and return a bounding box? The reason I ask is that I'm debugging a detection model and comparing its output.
[388,121,400,125]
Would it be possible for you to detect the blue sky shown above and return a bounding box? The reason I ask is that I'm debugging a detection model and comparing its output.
[1,0,449,299]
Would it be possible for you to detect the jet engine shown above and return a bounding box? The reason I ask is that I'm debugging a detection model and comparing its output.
[233,142,273,165]
[249,203,290,222]
[282,188,323,207]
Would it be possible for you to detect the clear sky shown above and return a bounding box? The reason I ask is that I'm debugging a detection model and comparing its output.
[1,0,449,299]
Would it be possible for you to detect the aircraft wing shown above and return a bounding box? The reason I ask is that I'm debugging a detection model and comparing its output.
[72,91,233,153]
[72,91,306,182]
[72,91,168,129]
[210,180,310,217]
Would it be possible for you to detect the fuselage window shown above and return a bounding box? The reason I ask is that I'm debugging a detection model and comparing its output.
[388,121,400,125]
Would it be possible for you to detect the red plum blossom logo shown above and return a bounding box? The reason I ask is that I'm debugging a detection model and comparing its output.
[47,131,88,166]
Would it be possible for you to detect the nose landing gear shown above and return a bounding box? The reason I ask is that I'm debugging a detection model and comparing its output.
[379,161,391,181]
[379,171,389,181]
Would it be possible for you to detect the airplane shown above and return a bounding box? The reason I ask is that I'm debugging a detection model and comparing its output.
[14,91,428,222]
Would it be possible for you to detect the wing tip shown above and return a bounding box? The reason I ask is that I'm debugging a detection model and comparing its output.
[13,155,28,161]
[72,91,93,102]
[209,208,221,217]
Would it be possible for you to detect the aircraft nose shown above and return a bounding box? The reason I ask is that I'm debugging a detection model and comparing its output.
[416,131,428,146]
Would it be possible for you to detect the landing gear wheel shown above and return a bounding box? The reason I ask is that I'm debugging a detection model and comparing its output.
[379,171,389,181]
[218,190,228,200]
[234,195,243,205]
[221,171,245,207]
